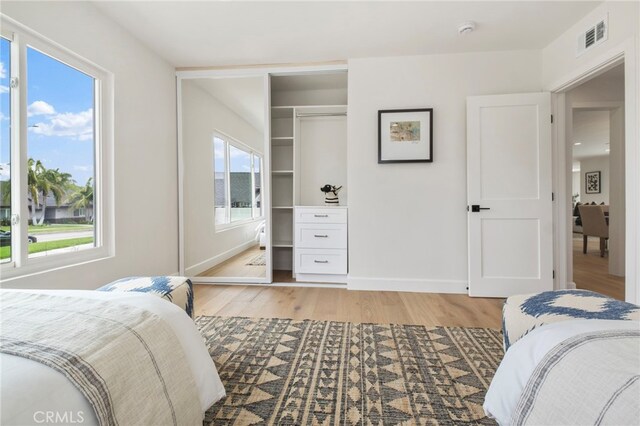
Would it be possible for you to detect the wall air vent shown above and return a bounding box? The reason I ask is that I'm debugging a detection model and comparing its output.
[577,15,608,57]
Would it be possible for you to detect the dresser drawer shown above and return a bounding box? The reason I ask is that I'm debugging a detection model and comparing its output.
[295,224,347,249]
[295,208,347,224]
[295,249,347,275]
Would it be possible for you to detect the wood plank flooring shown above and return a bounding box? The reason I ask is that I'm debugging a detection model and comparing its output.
[573,235,625,300]
[197,245,266,278]
[194,284,504,328]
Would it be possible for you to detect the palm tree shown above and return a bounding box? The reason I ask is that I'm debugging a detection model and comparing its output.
[68,178,94,223]
[36,168,73,225]
[27,158,45,226]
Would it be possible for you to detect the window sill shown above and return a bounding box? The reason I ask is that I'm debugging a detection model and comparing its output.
[0,246,112,282]
[215,216,265,233]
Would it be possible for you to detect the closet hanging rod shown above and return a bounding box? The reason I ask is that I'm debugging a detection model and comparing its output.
[295,112,347,117]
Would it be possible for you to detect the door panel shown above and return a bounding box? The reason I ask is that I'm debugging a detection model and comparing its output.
[480,105,540,200]
[467,92,553,297]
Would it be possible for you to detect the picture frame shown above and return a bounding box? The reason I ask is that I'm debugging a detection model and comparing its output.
[378,108,433,163]
[585,171,601,194]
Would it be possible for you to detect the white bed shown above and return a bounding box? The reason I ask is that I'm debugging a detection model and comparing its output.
[1,289,226,425]
[484,319,640,425]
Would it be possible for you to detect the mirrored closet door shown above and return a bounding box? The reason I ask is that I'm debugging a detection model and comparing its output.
[180,76,270,283]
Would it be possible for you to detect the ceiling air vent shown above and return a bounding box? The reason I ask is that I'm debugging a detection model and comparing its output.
[577,15,608,57]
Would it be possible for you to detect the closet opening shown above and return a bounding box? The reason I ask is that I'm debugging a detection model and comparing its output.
[270,71,349,284]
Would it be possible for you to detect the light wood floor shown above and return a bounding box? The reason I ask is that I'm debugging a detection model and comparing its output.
[573,235,625,300]
[194,284,504,328]
[197,245,266,278]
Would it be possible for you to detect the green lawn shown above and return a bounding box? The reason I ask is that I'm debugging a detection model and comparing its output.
[0,237,94,260]
[0,224,93,234]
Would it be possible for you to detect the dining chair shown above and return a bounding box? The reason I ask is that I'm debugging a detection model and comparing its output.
[578,205,609,257]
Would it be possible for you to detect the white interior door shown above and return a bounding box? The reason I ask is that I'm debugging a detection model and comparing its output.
[467,92,553,297]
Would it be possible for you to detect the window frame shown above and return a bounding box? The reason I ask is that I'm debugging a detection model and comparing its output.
[213,130,264,232]
[0,15,114,280]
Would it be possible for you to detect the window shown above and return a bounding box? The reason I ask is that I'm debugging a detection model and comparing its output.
[213,133,263,228]
[1,17,112,277]
[0,36,12,263]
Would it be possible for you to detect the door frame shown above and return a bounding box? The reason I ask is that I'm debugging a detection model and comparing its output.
[550,37,639,304]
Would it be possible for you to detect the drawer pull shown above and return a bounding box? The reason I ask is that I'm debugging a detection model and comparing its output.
[314,234,328,238]
[314,214,329,218]
[314,260,329,264]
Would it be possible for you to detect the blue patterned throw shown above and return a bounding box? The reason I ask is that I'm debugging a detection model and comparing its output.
[502,289,639,350]
[98,276,194,318]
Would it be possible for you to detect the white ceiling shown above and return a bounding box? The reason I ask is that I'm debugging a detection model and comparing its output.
[93,1,600,67]
[191,77,265,132]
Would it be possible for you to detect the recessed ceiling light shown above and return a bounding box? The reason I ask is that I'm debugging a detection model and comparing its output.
[458,21,476,35]
[574,142,582,146]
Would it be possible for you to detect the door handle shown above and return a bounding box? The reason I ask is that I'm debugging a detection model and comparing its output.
[314,214,329,218]
[314,234,328,238]
[469,205,491,212]
[314,260,329,264]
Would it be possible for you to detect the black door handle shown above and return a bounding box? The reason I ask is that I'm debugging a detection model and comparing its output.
[470,205,491,212]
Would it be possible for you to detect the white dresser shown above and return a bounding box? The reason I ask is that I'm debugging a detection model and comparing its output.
[294,206,348,283]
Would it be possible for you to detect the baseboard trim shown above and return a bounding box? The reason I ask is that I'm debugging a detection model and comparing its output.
[347,276,468,294]
[185,240,256,276]
[566,281,577,290]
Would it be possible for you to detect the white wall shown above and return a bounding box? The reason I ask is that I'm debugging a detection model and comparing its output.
[579,156,610,204]
[298,116,348,206]
[181,80,264,276]
[572,171,581,201]
[1,1,178,290]
[541,1,639,90]
[347,50,541,292]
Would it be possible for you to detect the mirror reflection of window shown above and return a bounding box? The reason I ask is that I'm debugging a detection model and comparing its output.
[213,136,227,225]
[229,145,252,222]
[253,154,262,219]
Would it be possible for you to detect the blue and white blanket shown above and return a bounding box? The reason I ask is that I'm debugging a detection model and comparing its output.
[98,276,194,318]
[502,289,639,350]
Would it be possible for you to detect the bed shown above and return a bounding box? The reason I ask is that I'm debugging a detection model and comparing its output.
[485,289,640,425]
[0,289,226,425]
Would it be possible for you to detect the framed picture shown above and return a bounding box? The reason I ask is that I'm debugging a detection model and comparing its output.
[585,171,601,194]
[378,108,433,163]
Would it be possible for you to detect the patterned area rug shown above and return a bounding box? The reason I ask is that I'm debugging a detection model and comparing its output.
[197,316,503,425]
[246,254,266,266]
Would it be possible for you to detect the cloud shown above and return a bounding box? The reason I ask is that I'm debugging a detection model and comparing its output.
[0,163,9,181]
[30,108,94,141]
[73,165,92,172]
[0,86,8,94]
[0,62,6,79]
[27,100,56,117]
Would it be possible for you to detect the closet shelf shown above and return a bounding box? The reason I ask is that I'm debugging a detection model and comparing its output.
[272,206,293,210]
[273,241,293,248]
[272,170,294,175]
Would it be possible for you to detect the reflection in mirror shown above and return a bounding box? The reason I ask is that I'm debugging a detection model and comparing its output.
[181,77,267,280]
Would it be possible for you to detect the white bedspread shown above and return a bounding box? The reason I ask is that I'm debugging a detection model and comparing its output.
[484,319,640,425]
[0,289,225,425]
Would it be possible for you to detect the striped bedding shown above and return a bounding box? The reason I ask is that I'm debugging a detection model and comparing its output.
[485,319,640,425]
[0,290,225,425]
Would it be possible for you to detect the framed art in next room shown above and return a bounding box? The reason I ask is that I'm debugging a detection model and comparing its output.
[378,108,433,163]
[585,170,601,194]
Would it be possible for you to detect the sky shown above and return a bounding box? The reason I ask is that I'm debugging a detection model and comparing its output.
[0,38,95,187]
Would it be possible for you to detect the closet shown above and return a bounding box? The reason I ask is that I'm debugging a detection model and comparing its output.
[270,72,348,283]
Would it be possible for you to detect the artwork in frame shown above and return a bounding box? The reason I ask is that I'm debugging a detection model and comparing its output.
[378,108,433,163]
[585,171,601,194]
